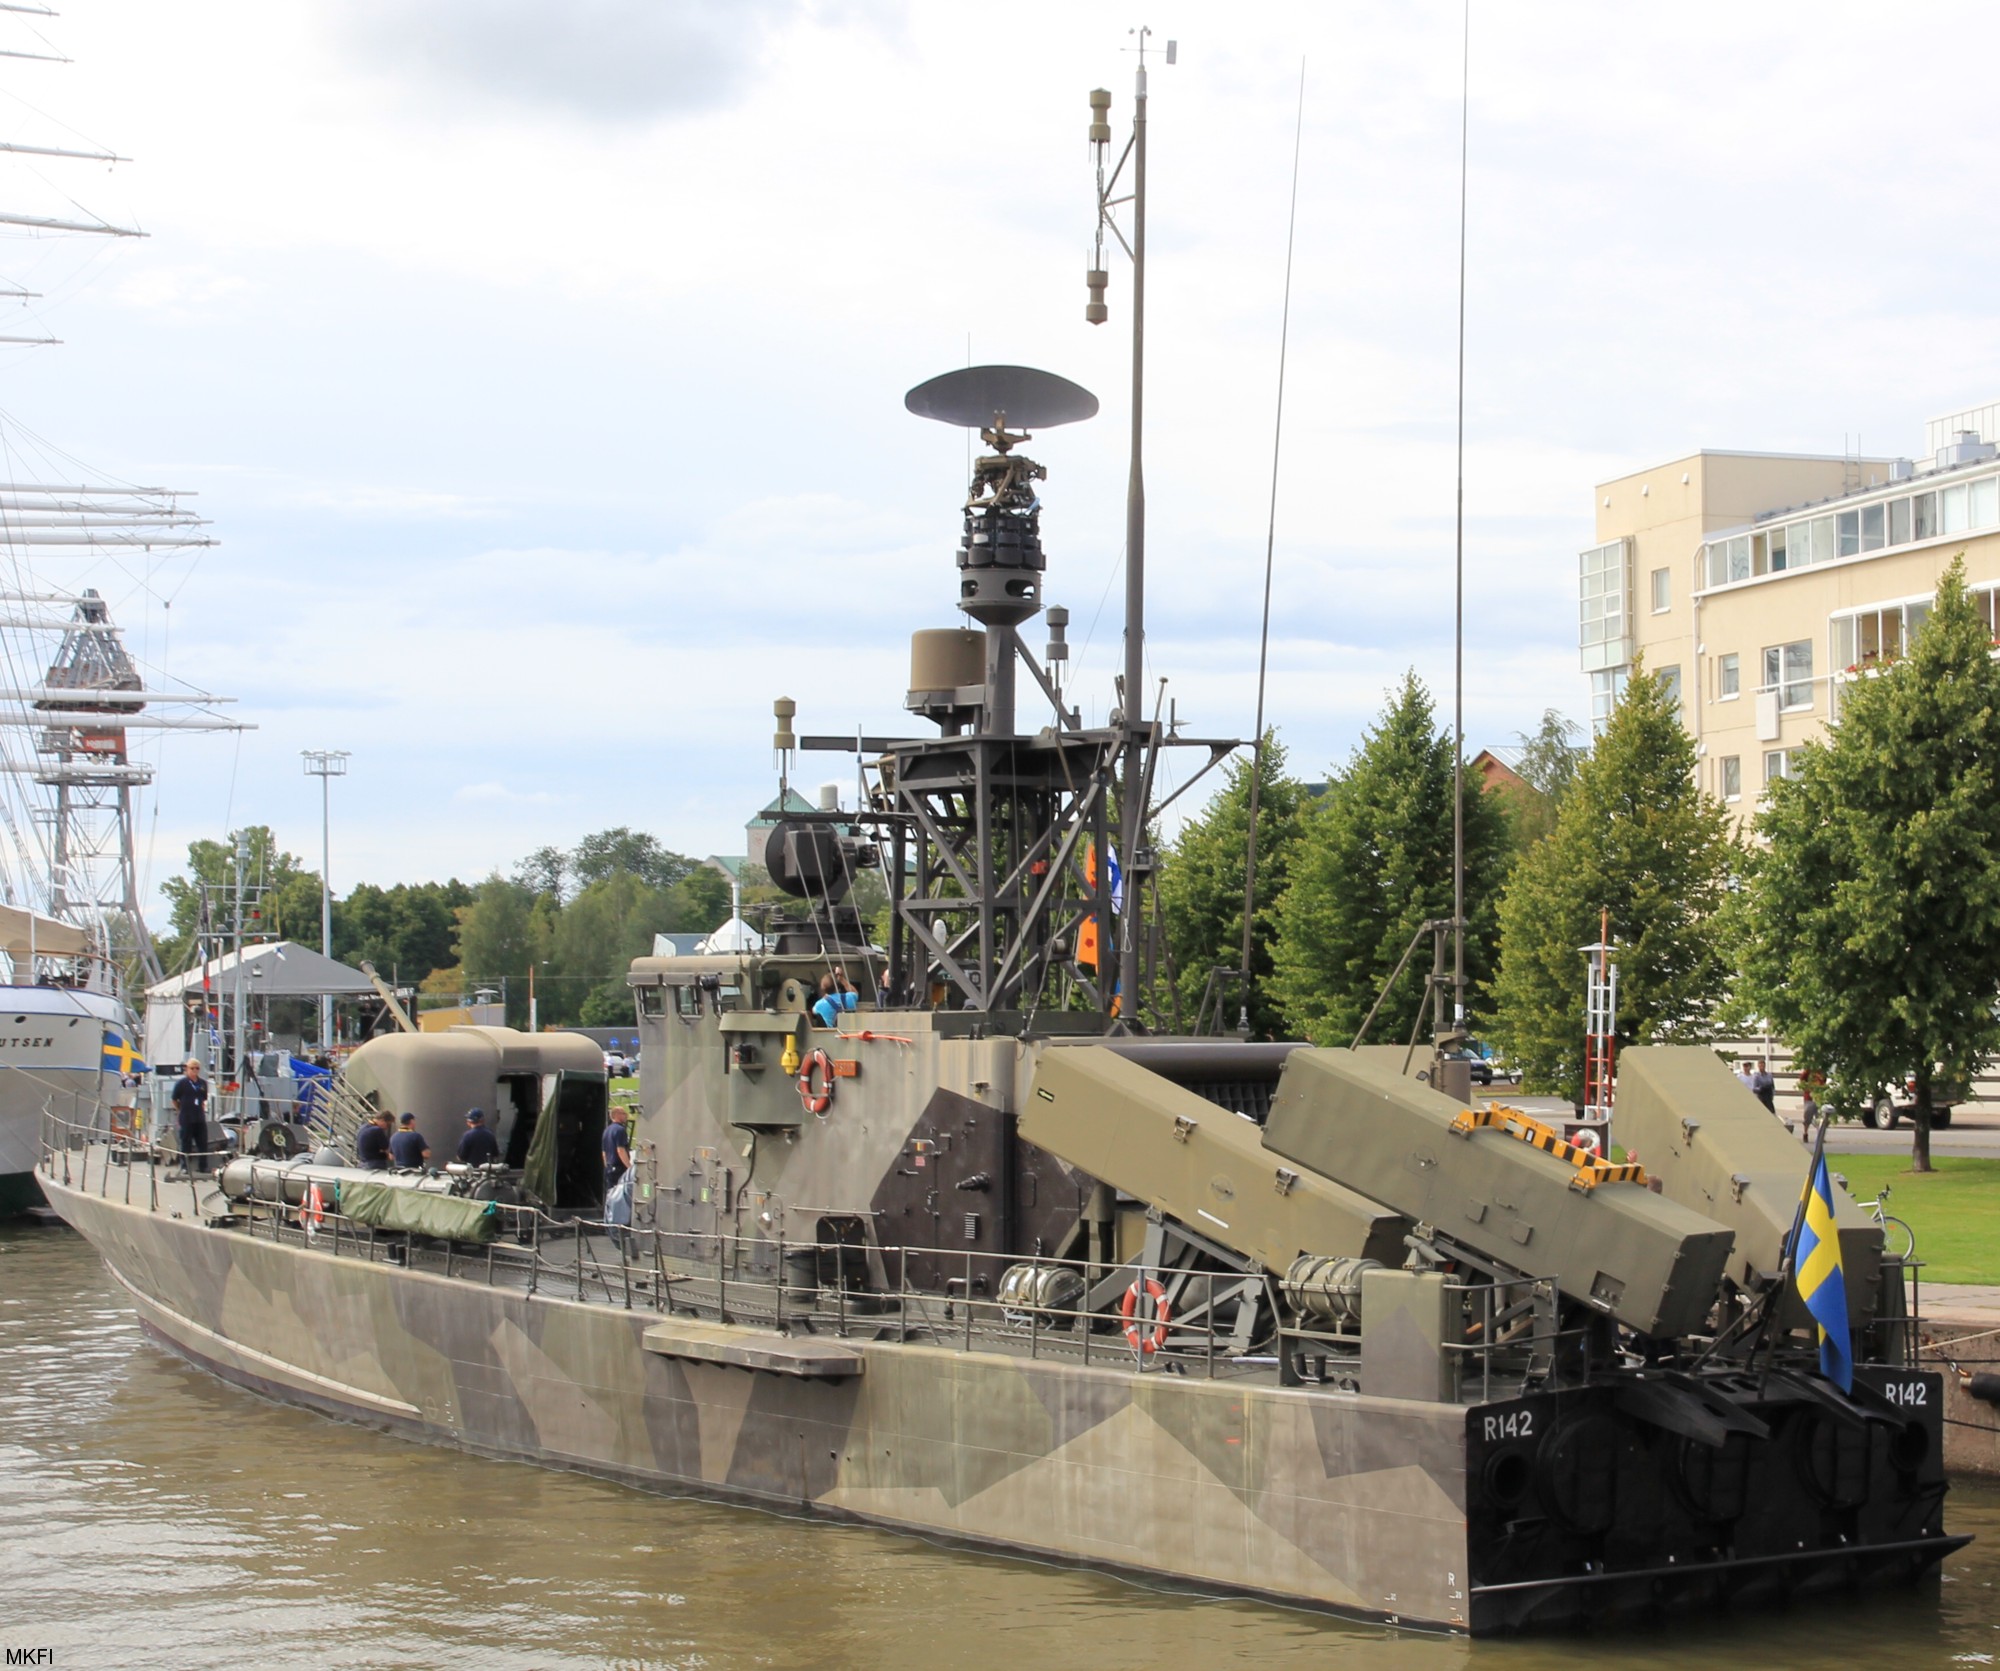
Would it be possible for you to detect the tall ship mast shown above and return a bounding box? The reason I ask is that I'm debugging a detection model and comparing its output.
[0,8,240,1216]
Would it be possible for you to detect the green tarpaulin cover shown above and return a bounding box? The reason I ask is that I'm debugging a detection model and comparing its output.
[336,1179,499,1243]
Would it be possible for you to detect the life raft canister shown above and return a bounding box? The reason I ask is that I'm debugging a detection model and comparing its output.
[1121,1277,1170,1354]
[797,1048,836,1116]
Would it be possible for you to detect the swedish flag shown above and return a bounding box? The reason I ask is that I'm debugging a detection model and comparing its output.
[101,1029,144,1076]
[1794,1148,1853,1392]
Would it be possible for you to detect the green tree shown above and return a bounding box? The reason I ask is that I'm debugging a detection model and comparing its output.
[1269,675,1511,1047]
[335,880,472,984]
[1157,732,1307,1036]
[453,877,539,1026]
[572,827,696,890]
[1487,665,1738,1099]
[513,845,570,903]
[156,827,317,972]
[552,872,677,1026]
[663,866,733,933]
[1505,709,1586,846]
[1740,557,2000,1171]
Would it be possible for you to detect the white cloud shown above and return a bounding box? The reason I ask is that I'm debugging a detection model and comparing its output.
[0,0,1985,913]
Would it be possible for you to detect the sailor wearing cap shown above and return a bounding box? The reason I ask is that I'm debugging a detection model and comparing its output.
[389,1112,430,1170]
[456,1106,502,1166]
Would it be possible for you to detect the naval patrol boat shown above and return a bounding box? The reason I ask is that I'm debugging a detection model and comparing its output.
[37,76,1967,1634]
[36,353,1968,1628]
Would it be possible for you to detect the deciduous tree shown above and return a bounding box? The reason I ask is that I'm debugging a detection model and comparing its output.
[1741,557,2000,1171]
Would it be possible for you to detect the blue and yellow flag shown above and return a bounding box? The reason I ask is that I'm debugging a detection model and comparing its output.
[1793,1149,1853,1392]
[101,1029,145,1076]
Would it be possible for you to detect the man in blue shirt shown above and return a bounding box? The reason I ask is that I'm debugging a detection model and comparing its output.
[602,1105,631,1190]
[456,1108,502,1166]
[389,1113,429,1170]
[811,970,858,1029]
[355,1110,393,1170]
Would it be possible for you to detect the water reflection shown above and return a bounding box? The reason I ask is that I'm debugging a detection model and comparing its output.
[3,1224,1995,1670]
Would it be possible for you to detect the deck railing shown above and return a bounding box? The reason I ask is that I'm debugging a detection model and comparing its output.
[36,1107,1917,1392]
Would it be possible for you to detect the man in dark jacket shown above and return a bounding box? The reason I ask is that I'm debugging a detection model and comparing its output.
[355,1110,393,1170]
[456,1107,502,1166]
[171,1058,210,1176]
[389,1113,429,1170]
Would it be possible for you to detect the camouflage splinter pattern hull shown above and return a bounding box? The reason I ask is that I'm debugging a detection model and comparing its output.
[47,1168,1965,1635]
[49,1175,1485,1627]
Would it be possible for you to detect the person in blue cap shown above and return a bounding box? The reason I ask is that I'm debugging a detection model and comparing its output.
[355,1109,393,1170]
[389,1113,429,1170]
[456,1107,502,1166]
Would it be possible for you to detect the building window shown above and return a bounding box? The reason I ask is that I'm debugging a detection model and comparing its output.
[1762,640,1813,711]
[1914,491,1938,540]
[1579,540,1631,673]
[1831,598,1931,674]
[1890,497,1912,545]
[1703,534,1753,587]
[1763,748,1799,787]
[1658,664,1681,714]
[1976,584,2000,641]
[1717,652,1740,699]
[1721,755,1742,801]
[1651,567,1670,612]
[1589,665,1627,730]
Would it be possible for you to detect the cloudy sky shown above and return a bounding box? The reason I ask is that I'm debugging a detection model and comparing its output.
[0,0,1993,919]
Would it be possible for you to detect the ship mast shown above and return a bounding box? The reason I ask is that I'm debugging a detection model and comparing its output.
[1091,27,1176,1029]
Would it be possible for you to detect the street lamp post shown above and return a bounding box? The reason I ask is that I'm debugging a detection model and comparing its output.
[301,750,350,1051]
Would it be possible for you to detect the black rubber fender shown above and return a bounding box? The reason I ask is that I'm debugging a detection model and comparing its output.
[1968,1373,2000,1407]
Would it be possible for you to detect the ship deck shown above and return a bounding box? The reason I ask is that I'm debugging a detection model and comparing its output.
[42,1138,1334,1390]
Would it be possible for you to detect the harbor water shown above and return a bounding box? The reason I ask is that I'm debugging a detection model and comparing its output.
[5,1223,1998,1670]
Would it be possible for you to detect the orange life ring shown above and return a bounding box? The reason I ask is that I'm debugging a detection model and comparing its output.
[797,1048,836,1116]
[1121,1277,1170,1354]
[1569,1127,1603,1157]
[303,1180,327,1241]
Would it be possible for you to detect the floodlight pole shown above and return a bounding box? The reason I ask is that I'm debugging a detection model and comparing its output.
[302,749,349,1051]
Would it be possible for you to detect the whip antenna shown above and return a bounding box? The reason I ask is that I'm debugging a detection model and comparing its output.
[1448,0,1471,1049]
[1236,58,1306,1035]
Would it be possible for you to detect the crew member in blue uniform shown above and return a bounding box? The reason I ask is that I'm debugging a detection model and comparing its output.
[602,1105,631,1190]
[811,970,857,1029]
[355,1110,393,1170]
[389,1112,429,1170]
[457,1107,502,1166]
[171,1057,210,1177]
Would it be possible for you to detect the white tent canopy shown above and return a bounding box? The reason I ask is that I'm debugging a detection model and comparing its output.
[145,941,379,1068]
[695,916,766,954]
[0,902,90,959]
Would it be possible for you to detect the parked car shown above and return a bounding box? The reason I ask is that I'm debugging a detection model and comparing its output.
[1441,1047,1493,1088]
[1860,1071,1966,1130]
[604,1051,635,1078]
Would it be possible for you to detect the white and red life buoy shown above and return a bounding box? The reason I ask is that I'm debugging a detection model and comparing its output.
[1121,1277,1171,1354]
[797,1048,836,1116]
[303,1180,327,1241]
[1568,1127,1603,1157]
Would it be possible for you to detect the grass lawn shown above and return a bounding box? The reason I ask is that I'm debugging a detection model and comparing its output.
[1823,1152,2000,1285]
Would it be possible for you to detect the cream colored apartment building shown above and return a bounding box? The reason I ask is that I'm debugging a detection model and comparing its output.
[1581,403,2000,828]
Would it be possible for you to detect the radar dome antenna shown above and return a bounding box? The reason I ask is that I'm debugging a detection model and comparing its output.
[904,364,1097,732]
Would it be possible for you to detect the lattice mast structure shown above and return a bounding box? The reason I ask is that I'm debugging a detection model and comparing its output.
[1581,908,1618,1124]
